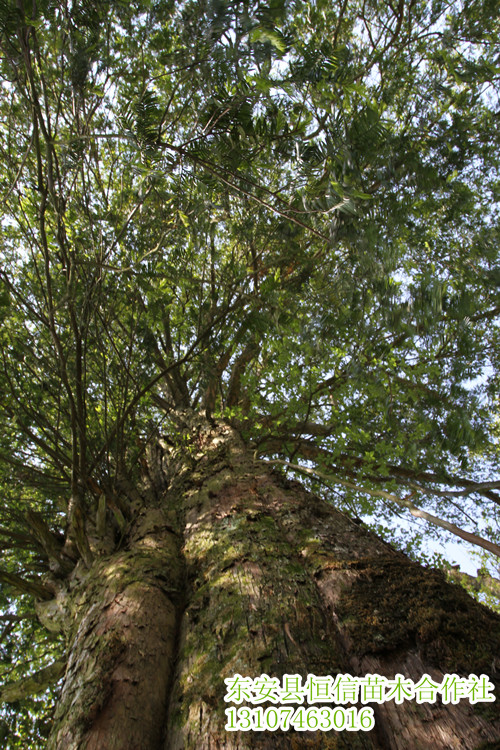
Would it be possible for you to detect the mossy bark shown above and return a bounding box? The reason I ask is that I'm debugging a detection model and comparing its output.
[45,418,500,749]
[164,423,500,749]
[47,507,183,750]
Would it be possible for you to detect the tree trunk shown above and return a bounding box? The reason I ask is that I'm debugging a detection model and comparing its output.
[46,419,500,749]
[45,505,183,750]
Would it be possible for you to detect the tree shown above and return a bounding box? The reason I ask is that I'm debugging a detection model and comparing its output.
[0,0,500,746]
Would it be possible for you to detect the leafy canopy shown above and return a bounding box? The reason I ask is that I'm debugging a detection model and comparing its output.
[0,0,499,743]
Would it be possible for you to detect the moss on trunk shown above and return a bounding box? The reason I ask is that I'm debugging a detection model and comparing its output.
[47,508,183,750]
[45,419,500,749]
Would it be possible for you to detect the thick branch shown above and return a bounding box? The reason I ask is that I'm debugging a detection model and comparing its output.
[25,510,73,575]
[0,570,54,600]
[226,341,260,409]
[0,659,66,703]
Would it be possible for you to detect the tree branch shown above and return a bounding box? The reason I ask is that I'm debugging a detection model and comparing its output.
[0,659,66,703]
[259,458,500,558]
[0,570,54,601]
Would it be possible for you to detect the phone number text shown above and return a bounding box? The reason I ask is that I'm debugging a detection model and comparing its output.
[225,705,375,732]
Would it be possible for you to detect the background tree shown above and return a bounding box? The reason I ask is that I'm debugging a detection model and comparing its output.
[0,0,500,747]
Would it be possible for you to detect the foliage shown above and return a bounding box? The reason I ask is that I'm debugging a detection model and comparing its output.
[0,0,499,743]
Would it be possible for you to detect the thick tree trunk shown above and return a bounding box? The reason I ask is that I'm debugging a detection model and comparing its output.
[45,507,184,750]
[46,420,500,749]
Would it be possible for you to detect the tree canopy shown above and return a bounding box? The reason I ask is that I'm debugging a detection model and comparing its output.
[0,0,499,745]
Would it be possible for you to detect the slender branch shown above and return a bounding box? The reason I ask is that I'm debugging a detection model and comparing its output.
[170,145,330,242]
[89,293,247,473]
[1,127,34,205]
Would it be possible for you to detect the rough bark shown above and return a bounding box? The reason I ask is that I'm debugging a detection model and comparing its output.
[44,419,500,749]
[164,422,500,749]
[46,507,183,750]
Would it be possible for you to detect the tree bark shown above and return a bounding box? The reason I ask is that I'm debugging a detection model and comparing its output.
[46,507,184,750]
[46,419,500,749]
